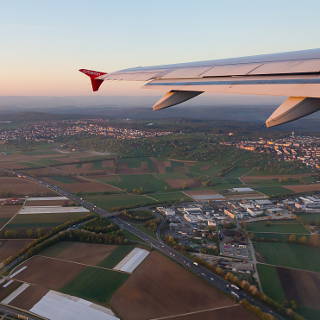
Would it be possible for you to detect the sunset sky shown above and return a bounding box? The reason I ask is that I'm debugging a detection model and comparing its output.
[1,0,319,98]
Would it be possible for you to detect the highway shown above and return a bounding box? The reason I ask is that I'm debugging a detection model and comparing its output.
[0,303,47,320]
[15,172,284,320]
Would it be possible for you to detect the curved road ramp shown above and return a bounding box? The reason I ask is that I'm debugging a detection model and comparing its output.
[114,248,149,273]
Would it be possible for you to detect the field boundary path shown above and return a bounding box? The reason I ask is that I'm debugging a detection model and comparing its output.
[248,239,262,292]
[149,304,239,320]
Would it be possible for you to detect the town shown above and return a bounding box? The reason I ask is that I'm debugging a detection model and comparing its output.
[0,119,172,144]
[222,133,320,169]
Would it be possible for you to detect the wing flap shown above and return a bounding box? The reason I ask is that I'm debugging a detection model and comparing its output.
[266,97,320,127]
[152,90,203,111]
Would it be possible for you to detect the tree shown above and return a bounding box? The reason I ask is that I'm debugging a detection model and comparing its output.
[288,234,297,242]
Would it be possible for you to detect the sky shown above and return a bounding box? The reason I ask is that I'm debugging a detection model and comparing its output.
[0,0,320,103]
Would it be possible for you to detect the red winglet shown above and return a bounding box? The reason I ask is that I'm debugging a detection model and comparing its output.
[79,69,107,92]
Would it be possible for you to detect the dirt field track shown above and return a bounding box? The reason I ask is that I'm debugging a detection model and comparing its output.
[167,305,258,320]
[111,251,235,320]
[0,178,55,196]
[277,267,320,310]
[41,242,117,265]
[284,184,320,193]
[14,256,85,290]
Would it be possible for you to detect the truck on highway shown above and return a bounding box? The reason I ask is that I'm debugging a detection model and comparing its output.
[230,284,240,290]
[231,291,240,301]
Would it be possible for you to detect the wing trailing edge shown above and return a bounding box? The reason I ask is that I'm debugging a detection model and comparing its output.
[79,48,320,126]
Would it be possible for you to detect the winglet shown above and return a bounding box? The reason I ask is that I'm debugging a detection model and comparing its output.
[79,69,107,92]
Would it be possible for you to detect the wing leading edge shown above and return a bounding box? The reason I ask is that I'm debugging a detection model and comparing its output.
[79,48,320,127]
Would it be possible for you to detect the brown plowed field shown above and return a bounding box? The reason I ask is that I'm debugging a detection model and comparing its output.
[284,184,320,193]
[41,241,117,265]
[151,158,171,174]
[10,284,48,310]
[167,305,258,320]
[117,162,150,175]
[277,267,320,310]
[0,281,22,301]
[14,256,85,290]
[166,178,200,189]
[0,240,33,262]
[22,167,63,176]
[0,205,21,218]
[111,251,235,320]
[43,177,118,193]
[0,178,55,196]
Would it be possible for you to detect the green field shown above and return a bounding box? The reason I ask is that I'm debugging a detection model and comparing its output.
[257,264,285,302]
[106,174,169,193]
[61,266,128,303]
[254,241,320,272]
[297,213,320,224]
[98,245,134,268]
[254,186,293,197]
[4,212,91,230]
[246,221,309,234]
[40,241,75,257]
[86,194,157,211]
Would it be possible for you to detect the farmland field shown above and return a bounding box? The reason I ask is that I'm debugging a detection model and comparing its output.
[258,263,320,319]
[13,256,85,289]
[166,305,258,320]
[98,245,134,268]
[49,176,80,184]
[254,242,320,272]
[0,177,55,196]
[0,205,21,228]
[9,284,49,310]
[41,241,117,265]
[285,183,320,193]
[111,251,237,320]
[277,266,320,319]
[44,177,119,193]
[102,174,169,193]
[62,266,129,303]
[246,220,309,234]
[256,264,285,302]
[254,186,293,197]
[86,194,157,211]
[3,211,91,231]
[149,191,192,202]
[0,239,33,262]
[297,213,320,224]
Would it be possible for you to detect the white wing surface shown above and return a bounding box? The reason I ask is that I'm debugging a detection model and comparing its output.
[80,48,320,127]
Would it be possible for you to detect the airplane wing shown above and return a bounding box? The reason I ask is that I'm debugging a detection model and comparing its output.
[79,48,320,127]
